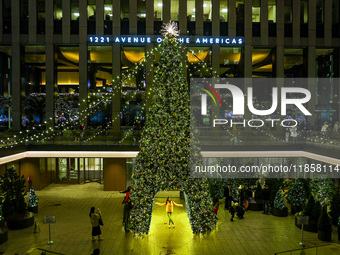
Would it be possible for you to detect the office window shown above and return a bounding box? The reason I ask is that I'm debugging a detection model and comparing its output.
[220,0,228,22]
[171,0,179,21]
[188,0,195,21]
[137,0,146,19]
[252,48,274,78]
[203,0,212,21]
[154,0,163,21]
[284,49,304,78]
[71,0,79,20]
[20,0,29,34]
[220,48,242,78]
[54,0,62,20]
[332,0,339,24]
[300,0,308,23]
[188,47,212,78]
[121,0,129,20]
[37,0,45,34]
[104,0,113,20]
[252,0,260,22]
[268,0,276,23]
[284,0,292,23]
[0,46,12,131]
[87,0,96,20]
[236,0,244,23]
[3,0,11,34]
[316,0,324,23]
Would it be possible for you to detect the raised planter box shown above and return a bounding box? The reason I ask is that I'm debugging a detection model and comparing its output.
[6,211,34,230]
[318,230,332,242]
[28,206,38,214]
[248,201,263,211]
[0,227,8,244]
[295,217,318,233]
[271,207,288,217]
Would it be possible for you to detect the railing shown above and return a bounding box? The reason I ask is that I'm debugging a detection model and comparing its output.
[275,244,340,255]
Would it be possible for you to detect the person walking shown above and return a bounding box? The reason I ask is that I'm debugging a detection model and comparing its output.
[123,198,133,232]
[120,186,131,204]
[224,184,231,209]
[155,197,183,228]
[230,202,237,221]
[262,185,270,215]
[213,198,219,219]
[89,207,103,241]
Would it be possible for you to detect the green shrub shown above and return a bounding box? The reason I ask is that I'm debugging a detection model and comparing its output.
[330,193,340,226]
[318,206,332,232]
[311,201,322,222]
[303,194,315,216]
[254,183,262,200]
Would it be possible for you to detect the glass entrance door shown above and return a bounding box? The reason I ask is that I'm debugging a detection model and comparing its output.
[57,158,80,183]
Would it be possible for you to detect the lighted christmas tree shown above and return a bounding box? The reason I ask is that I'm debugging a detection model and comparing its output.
[286,179,307,207]
[130,22,216,234]
[273,188,285,210]
[311,179,333,206]
[27,188,39,207]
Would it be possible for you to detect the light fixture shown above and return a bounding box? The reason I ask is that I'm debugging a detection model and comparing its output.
[221,8,228,13]
[203,4,207,7]
[141,13,146,17]
[193,8,196,12]
[74,12,80,17]
[104,6,112,11]
[158,3,163,7]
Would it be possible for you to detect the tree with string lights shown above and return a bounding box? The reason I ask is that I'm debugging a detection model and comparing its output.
[130,22,216,234]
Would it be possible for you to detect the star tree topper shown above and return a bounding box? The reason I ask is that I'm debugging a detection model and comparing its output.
[161,21,180,37]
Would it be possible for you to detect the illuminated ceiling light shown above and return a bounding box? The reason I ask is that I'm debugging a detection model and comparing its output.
[158,3,163,7]
[140,13,146,17]
[203,4,207,7]
[74,12,80,17]
[221,8,228,13]
[193,8,196,12]
[104,6,112,11]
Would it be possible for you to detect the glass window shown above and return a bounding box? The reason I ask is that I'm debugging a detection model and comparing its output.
[236,0,244,23]
[154,0,163,21]
[284,0,292,23]
[252,48,274,78]
[137,0,146,19]
[0,46,12,131]
[220,47,242,78]
[300,0,308,23]
[104,0,113,20]
[203,0,211,21]
[171,0,179,21]
[71,0,79,20]
[316,0,324,23]
[121,0,129,20]
[188,47,212,78]
[252,0,260,22]
[187,0,195,21]
[87,0,96,20]
[3,0,11,33]
[220,0,228,22]
[284,49,304,77]
[268,0,276,23]
[20,0,28,20]
[22,46,46,127]
[37,0,45,21]
[332,0,339,24]
[56,46,79,127]
[54,0,62,20]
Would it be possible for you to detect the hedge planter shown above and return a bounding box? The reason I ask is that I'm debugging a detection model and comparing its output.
[6,211,34,230]
[248,201,263,211]
[291,205,302,215]
[318,230,332,242]
[271,207,288,217]
[295,218,318,233]
[28,206,38,214]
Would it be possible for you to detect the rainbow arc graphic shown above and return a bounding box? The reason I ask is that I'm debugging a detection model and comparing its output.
[197,83,223,106]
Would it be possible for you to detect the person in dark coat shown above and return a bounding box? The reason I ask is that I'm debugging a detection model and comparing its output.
[262,185,270,214]
[229,202,236,221]
[120,186,131,204]
[224,184,231,209]
[236,204,245,219]
[123,198,133,232]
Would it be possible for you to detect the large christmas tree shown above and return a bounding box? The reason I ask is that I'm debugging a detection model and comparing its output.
[130,22,216,234]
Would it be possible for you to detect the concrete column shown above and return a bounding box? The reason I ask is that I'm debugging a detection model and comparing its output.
[129,0,137,34]
[308,0,316,45]
[46,0,54,44]
[112,44,121,135]
[276,45,284,78]
[179,0,187,35]
[145,44,154,114]
[307,46,316,125]
[212,44,219,78]
[228,0,236,37]
[212,0,220,36]
[0,0,2,40]
[12,43,21,131]
[244,45,252,122]
[113,0,121,35]
[163,0,171,24]
[79,3,88,126]
[103,158,126,191]
[29,0,37,43]
[244,0,252,45]
[260,0,268,45]
[62,0,71,43]
[276,0,284,46]
[292,0,300,45]
[45,44,55,129]
[196,0,204,35]
[146,0,154,34]
[96,0,104,35]
[324,0,332,46]
[11,0,20,40]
